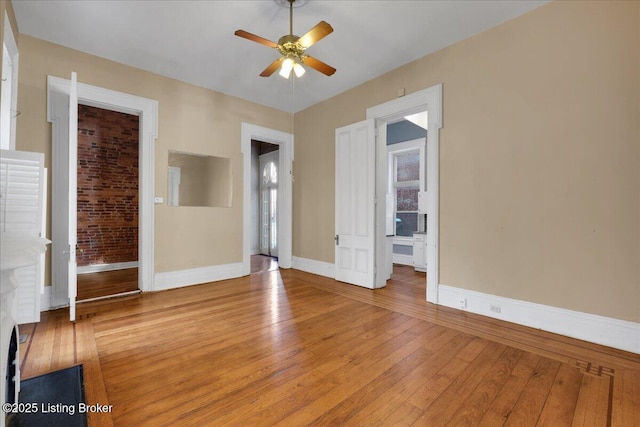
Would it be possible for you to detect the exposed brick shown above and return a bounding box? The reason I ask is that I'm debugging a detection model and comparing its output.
[76,105,139,267]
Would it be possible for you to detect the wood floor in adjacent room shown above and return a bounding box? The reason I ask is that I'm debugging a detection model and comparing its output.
[18,266,640,426]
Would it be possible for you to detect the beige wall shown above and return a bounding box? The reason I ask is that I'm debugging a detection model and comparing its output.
[16,35,291,278]
[293,1,640,322]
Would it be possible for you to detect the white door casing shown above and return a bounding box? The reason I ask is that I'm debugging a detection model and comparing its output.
[335,119,376,289]
[67,72,78,321]
[1,11,19,151]
[47,75,158,311]
[366,84,443,302]
[241,123,293,275]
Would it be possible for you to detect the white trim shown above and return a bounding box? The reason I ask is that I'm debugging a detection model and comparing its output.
[154,263,243,292]
[241,123,293,276]
[292,256,335,279]
[438,284,640,354]
[392,254,414,266]
[367,84,443,302]
[393,237,413,246]
[2,11,19,151]
[77,262,139,274]
[47,76,158,296]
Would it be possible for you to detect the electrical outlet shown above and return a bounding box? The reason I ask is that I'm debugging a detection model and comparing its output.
[458,297,467,309]
[490,304,501,313]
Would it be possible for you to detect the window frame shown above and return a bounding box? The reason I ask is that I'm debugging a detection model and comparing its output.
[387,138,426,244]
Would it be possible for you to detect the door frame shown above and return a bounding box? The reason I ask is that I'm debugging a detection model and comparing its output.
[366,84,442,303]
[47,76,158,307]
[241,122,293,275]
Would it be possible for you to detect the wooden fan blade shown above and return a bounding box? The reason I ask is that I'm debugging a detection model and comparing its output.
[298,21,333,49]
[302,56,336,76]
[260,57,284,77]
[235,30,278,49]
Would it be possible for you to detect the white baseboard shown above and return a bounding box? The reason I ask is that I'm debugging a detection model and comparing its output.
[438,284,640,354]
[77,261,138,274]
[154,263,244,292]
[292,256,335,279]
[392,254,413,266]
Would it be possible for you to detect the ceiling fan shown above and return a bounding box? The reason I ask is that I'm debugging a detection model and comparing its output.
[234,0,336,79]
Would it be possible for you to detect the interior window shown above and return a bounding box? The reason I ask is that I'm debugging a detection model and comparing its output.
[393,150,420,236]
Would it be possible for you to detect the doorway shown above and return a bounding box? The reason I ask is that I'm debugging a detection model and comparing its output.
[386,116,428,278]
[251,140,280,273]
[241,123,293,276]
[75,105,141,301]
[47,75,158,314]
[366,84,442,303]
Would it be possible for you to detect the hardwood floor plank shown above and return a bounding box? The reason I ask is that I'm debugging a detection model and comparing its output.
[414,341,508,424]
[340,329,473,426]
[611,368,640,426]
[20,311,58,377]
[536,364,583,426]
[293,267,640,371]
[571,374,612,426]
[504,357,562,426]
[378,401,423,426]
[477,352,543,426]
[19,266,638,426]
[274,322,443,426]
[446,346,524,426]
[75,319,114,427]
[77,268,139,301]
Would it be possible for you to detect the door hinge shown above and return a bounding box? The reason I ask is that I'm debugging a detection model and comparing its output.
[335,235,339,246]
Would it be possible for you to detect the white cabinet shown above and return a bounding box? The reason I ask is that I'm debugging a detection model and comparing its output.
[413,232,427,272]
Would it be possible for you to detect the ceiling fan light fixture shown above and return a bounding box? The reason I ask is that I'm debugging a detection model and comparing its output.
[279,57,294,78]
[293,62,305,77]
[235,0,335,78]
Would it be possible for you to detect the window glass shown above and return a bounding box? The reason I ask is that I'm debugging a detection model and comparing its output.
[396,152,419,182]
[396,187,418,211]
[396,213,418,237]
[263,161,277,185]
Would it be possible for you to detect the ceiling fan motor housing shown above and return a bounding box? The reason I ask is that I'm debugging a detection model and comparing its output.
[277,35,306,60]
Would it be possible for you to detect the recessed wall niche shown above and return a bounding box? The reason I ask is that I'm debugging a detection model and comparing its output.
[167,150,232,208]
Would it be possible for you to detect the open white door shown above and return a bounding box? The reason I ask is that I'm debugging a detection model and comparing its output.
[67,72,78,321]
[335,119,376,288]
[47,72,79,320]
[47,72,78,319]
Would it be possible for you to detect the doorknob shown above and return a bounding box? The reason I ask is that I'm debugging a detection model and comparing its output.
[335,235,339,246]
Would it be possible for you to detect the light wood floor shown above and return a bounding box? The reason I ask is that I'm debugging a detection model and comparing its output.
[18,266,640,426]
[77,268,139,301]
[251,254,279,274]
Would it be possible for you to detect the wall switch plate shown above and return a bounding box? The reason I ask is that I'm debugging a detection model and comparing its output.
[154,197,164,204]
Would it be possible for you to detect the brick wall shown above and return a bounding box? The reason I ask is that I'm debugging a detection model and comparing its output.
[76,105,139,267]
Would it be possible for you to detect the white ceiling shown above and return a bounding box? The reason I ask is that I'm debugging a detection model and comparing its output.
[12,0,548,113]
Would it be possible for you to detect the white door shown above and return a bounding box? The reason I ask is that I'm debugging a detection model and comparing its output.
[335,119,376,288]
[48,72,78,321]
[67,72,78,321]
[259,151,278,257]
